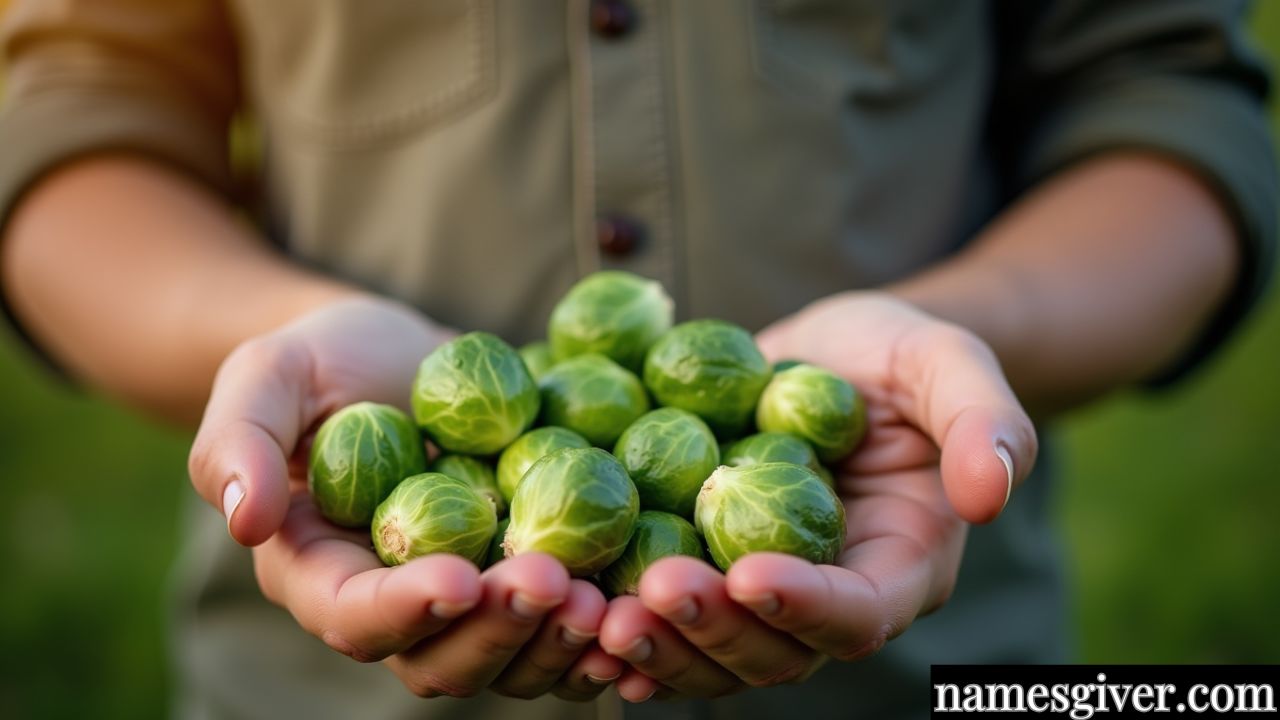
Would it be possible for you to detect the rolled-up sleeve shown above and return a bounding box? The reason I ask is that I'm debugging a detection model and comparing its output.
[0,0,240,370]
[991,0,1277,383]
[0,0,240,227]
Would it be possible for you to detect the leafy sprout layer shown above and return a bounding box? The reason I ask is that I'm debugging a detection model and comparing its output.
[430,454,505,518]
[537,354,650,448]
[695,462,846,571]
[504,447,639,577]
[412,332,540,455]
[496,426,591,503]
[613,407,720,518]
[643,319,771,439]
[308,402,427,528]
[600,510,704,596]
[548,271,674,373]
[755,364,866,463]
[372,473,498,567]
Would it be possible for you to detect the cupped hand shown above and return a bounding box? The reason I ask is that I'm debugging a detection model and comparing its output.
[187,297,622,700]
[599,291,1038,701]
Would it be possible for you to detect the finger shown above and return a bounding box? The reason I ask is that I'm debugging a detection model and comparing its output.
[615,667,668,704]
[753,321,795,365]
[252,496,483,661]
[638,556,818,687]
[328,555,483,661]
[189,337,312,545]
[493,579,608,699]
[894,325,1037,523]
[841,478,967,616]
[725,545,943,662]
[551,644,626,702]
[387,553,570,698]
[599,596,742,699]
[840,420,939,478]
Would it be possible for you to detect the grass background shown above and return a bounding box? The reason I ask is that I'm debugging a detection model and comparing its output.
[0,3,1278,718]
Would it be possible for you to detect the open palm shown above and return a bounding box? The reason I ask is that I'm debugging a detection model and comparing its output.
[187,297,622,701]
[599,292,1037,701]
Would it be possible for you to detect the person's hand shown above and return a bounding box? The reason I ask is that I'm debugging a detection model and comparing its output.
[598,291,1037,701]
[187,296,623,700]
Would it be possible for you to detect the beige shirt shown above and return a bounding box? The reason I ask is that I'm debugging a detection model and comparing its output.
[2,1,1274,718]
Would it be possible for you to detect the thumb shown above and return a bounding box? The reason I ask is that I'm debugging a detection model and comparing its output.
[896,326,1037,524]
[188,337,311,546]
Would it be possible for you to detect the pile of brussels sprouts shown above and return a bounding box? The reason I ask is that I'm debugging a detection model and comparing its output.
[308,271,866,595]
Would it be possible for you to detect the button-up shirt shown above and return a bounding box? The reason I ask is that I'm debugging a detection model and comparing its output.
[1,1,1274,718]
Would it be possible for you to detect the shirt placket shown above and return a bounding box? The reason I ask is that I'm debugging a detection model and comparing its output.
[568,0,681,305]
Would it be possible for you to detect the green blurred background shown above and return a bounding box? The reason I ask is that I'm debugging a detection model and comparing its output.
[1,3,1278,718]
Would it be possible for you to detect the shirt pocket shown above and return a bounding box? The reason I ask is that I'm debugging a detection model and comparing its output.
[236,0,497,148]
[747,0,957,105]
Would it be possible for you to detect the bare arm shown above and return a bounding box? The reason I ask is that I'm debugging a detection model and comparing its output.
[1,155,361,425]
[890,153,1238,415]
[606,155,1245,700]
[1,154,624,700]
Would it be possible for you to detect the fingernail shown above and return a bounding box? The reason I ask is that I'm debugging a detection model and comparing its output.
[730,591,780,616]
[509,592,554,621]
[617,636,652,664]
[222,478,245,530]
[429,598,477,620]
[994,441,1014,511]
[586,672,620,686]
[666,596,700,626]
[560,626,595,649]
[633,688,657,703]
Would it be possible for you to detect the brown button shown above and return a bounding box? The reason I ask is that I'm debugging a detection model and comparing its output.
[590,0,635,40]
[597,215,643,257]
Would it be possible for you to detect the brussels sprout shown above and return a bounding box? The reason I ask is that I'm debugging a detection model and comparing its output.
[755,364,867,463]
[431,454,505,518]
[485,517,511,569]
[308,402,426,528]
[721,432,830,486]
[519,341,556,381]
[613,408,719,518]
[600,511,704,596]
[412,332,540,455]
[372,473,497,567]
[548,271,674,373]
[496,426,591,503]
[504,447,639,577]
[815,465,836,488]
[643,319,771,439]
[695,462,845,571]
[538,354,650,447]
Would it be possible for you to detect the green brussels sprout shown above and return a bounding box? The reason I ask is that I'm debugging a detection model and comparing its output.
[430,454,505,518]
[755,364,867,463]
[600,511,704,596]
[372,473,497,567]
[538,354,650,447]
[548,270,674,373]
[816,465,836,489]
[496,426,591,503]
[772,359,804,373]
[643,319,772,439]
[308,402,426,528]
[504,447,639,577]
[519,341,556,381]
[721,432,829,486]
[411,332,540,455]
[613,408,719,518]
[485,517,511,569]
[695,462,845,571]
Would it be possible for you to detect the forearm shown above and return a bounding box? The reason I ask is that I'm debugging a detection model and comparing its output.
[889,153,1238,416]
[1,155,364,426]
